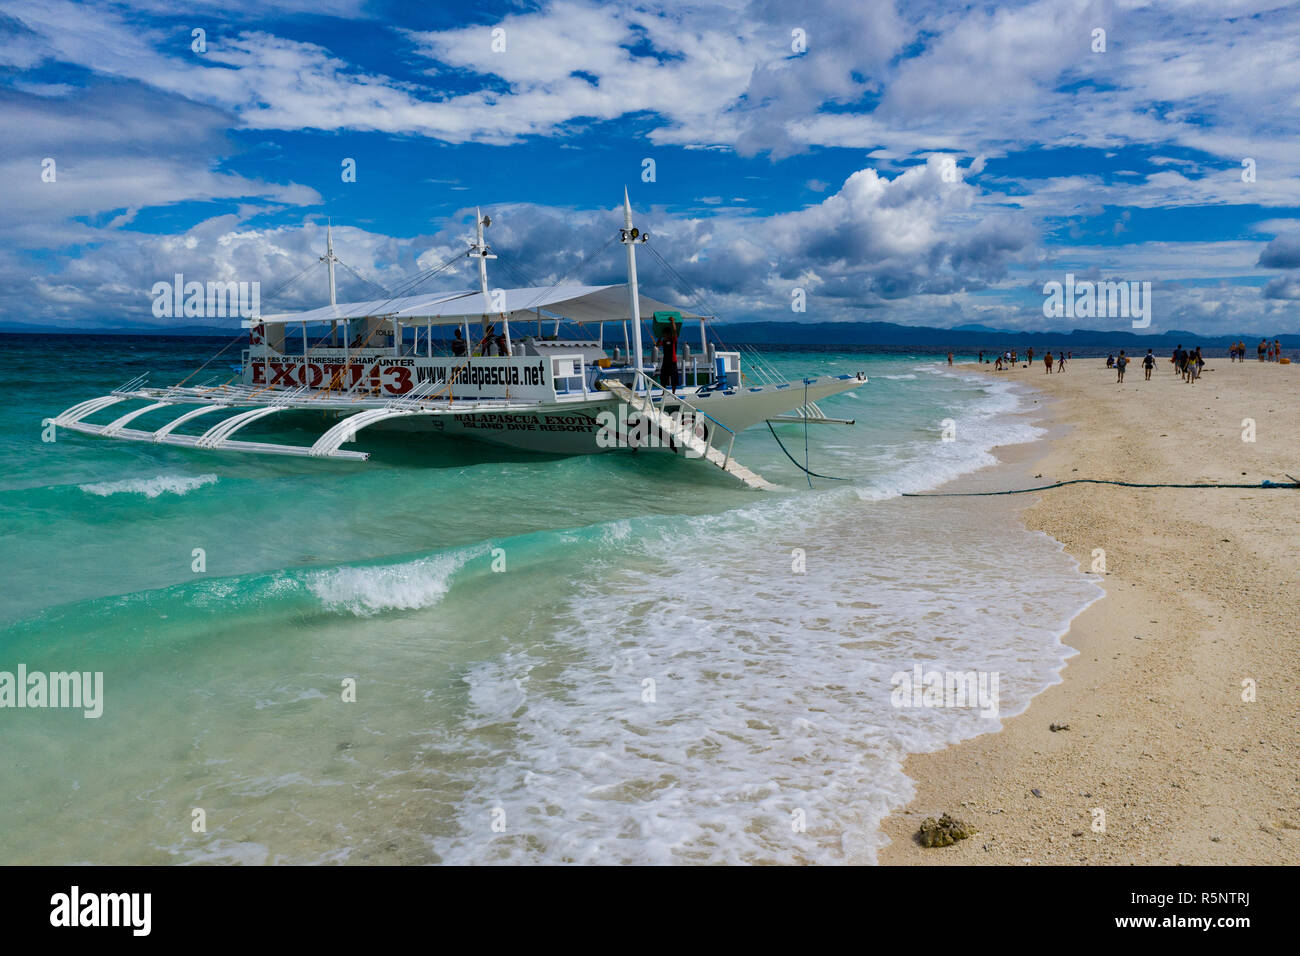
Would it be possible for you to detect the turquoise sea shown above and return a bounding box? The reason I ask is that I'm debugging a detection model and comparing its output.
[0,334,1101,864]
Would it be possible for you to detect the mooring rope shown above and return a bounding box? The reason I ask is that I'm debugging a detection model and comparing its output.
[901,476,1300,496]
[763,424,1298,494]
[766,419,849,482]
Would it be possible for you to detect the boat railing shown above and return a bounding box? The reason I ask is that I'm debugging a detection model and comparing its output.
[632,369,737,468]
[266,384,312,407]
[386,379,442,411]
[550,354,587,395]
[111,373,149,396]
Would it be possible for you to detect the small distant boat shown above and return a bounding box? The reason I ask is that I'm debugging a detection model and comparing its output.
[55,192,865,488]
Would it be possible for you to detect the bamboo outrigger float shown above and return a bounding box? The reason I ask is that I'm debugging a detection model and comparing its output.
[55,193,865,488]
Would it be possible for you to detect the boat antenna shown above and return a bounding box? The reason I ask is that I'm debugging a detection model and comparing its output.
[620,187,650,392]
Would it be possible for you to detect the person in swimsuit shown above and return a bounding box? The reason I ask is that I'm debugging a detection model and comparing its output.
[1044,351,1053,373]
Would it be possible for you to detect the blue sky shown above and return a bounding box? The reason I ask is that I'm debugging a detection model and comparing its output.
[3,0,1300,334]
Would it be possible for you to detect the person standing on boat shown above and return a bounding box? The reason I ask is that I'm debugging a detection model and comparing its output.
[451,327,467,356]
[658,322,680,392]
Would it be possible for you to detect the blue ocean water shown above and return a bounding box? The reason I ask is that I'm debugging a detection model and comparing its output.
[0,334,1100,864]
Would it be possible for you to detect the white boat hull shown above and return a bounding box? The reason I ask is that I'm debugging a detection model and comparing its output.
[324,374,863,455]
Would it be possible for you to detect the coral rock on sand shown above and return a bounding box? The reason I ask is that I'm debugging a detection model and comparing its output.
[918,814,977,848]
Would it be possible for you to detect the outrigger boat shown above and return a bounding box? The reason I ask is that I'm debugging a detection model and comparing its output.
[54,193,865,489]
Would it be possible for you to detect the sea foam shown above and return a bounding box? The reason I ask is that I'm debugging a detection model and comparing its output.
[79,474,218,498]
[306,546,484,617]
[426,373,1102,865]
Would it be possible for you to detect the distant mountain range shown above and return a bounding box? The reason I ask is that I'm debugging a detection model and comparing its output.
[1,319,1295,354]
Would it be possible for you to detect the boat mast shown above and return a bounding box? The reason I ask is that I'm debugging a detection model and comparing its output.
[321,220,339,346]
[471,208,506,355]
[621,188,649,391]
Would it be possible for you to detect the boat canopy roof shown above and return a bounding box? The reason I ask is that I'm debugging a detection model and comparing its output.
[252,284,701,327]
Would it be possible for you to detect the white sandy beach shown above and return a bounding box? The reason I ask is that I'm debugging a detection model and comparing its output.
[880,357,1299,864]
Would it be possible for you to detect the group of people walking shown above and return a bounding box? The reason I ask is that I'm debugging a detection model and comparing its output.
[978,347,1074,371]
[1173,344,1204,382]
[1227,339,1285,362]
[1108,346,1203,383]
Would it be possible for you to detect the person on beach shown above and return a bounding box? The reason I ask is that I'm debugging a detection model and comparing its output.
[1115,350,1128,383]
[1258,339,1267,361]
[994,354,1003,371]
[1106,353,1115,368]
[1172,345,1182,374]
[947,351,954,366]
[1058,351,1067,371]
[1143,349,1155,380]
[1274,339,1282,361]
[1027,347,1034,365]
[1195,346,1205,380]
[979,350,984,364]
[1044,350,1053,373]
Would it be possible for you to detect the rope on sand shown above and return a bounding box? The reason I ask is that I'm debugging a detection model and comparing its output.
[765,423,1297,494]
[902,475,1300,497]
